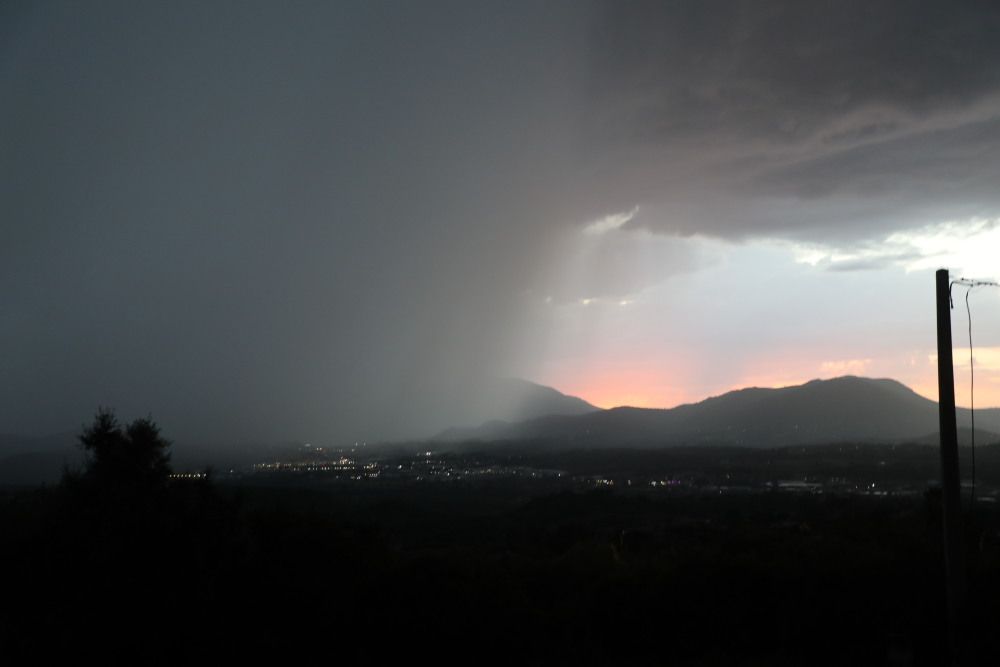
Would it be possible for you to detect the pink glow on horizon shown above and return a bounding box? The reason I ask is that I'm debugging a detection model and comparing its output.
[542,350,1000,410]
[538,358,699,409]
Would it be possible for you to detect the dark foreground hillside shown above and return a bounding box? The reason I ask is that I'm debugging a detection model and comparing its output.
[3,473,1000,666]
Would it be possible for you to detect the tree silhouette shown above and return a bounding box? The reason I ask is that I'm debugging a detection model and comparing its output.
[77,407,172,491]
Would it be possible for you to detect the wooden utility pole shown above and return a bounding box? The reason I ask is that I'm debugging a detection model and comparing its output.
[935,268,966,664]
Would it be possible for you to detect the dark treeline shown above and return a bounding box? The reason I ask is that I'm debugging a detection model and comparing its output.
[3,418,1000,664]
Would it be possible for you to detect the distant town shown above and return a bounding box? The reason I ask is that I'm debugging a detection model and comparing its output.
[185,440,1000,504]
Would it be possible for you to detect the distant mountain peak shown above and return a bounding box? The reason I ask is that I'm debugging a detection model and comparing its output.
[434,376,999,449]
[432,378,599,441]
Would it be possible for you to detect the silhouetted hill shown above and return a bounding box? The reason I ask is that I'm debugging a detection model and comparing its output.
[0,380,598,485]
[436,376,1000,448]
[435,378,599,438]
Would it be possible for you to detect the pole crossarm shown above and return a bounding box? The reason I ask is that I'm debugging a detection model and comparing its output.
[951,278,999,287]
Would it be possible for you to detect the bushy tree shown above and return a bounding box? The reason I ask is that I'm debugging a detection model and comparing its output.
[77,407,172,490]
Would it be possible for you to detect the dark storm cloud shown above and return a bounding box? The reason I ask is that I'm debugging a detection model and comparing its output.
[1,1,593,443]
[4,1,1000,446]
[590,0,1000,140]
[580,0,1000,240]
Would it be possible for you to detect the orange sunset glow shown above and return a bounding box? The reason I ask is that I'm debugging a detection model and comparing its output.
[544,346,1000,411]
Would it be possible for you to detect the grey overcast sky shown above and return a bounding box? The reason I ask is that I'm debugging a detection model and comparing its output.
[4,0,1000,446]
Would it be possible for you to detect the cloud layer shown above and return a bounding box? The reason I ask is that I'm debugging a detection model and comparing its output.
[575,0,1000,242]
[5,1,1000,444]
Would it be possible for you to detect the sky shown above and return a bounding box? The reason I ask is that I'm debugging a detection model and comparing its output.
[4,0,1000,445]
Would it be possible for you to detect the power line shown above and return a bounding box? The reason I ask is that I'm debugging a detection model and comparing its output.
[949,277,1000,507]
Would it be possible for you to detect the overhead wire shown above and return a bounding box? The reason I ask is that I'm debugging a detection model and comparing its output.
[949,277,1000,507]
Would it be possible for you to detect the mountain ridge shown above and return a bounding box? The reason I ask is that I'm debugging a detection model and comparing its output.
[435,376,1000,448]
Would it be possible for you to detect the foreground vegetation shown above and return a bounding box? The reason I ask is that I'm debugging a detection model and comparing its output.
[3,473,1000,665]
[3,414,999,664]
